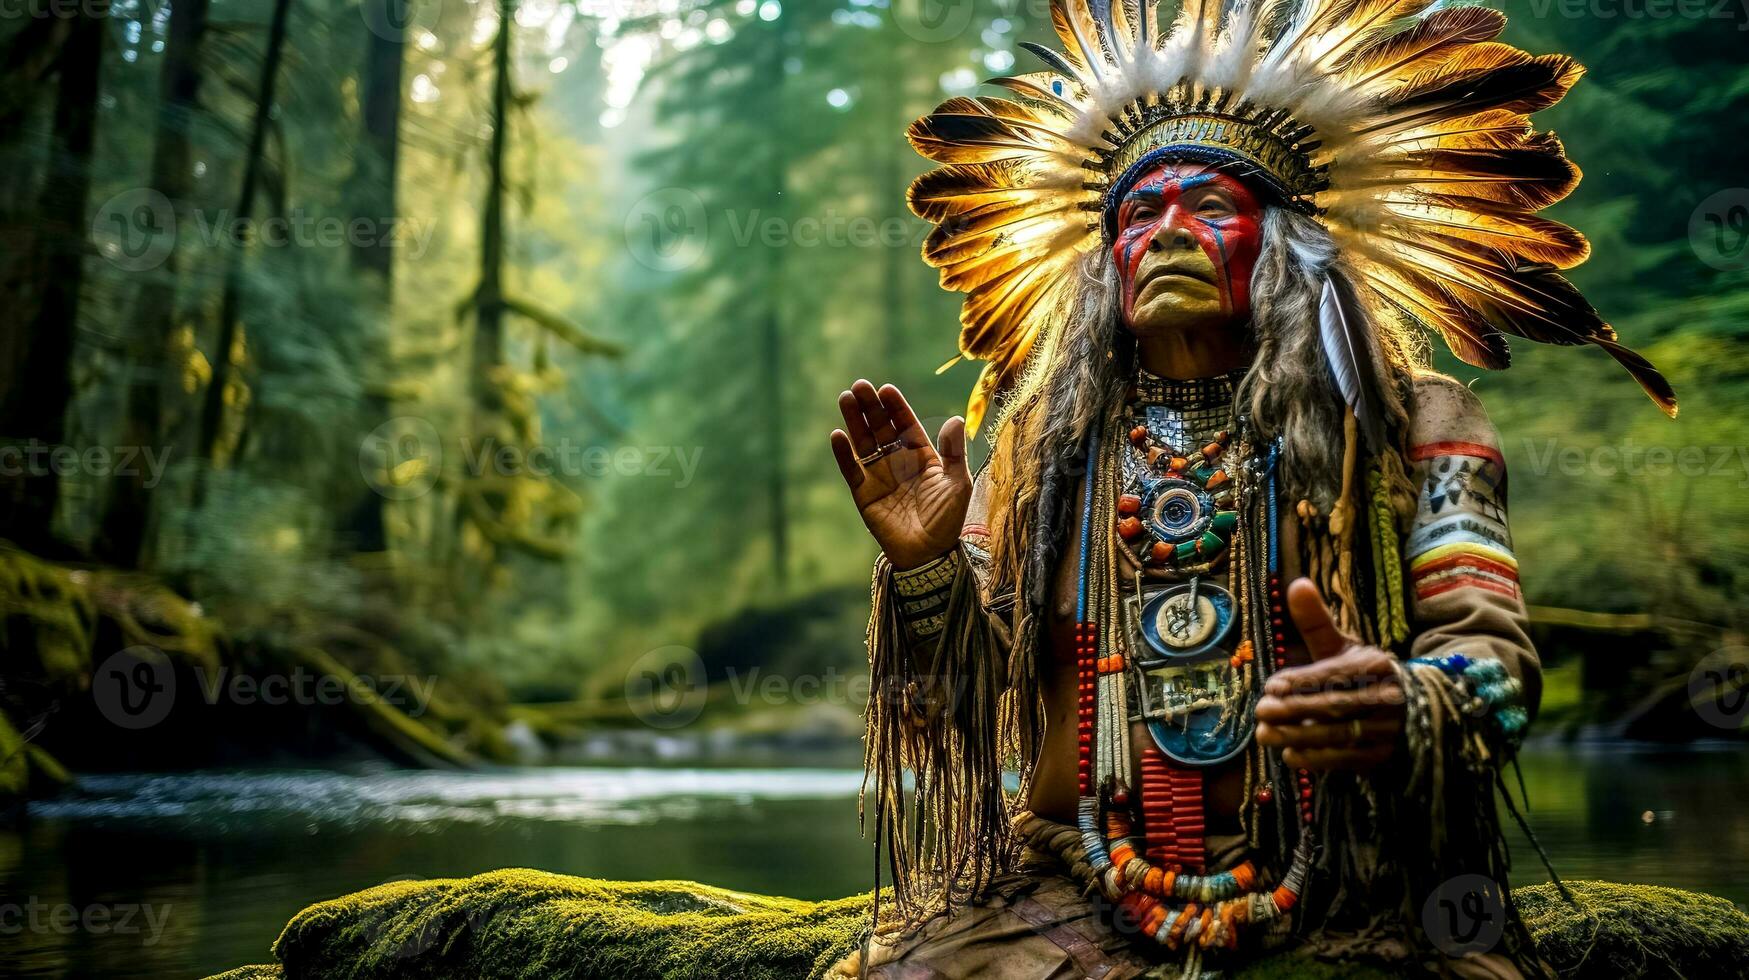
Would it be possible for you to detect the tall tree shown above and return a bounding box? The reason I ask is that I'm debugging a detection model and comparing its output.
[473,0,513,415]
[194,0,296,492]
[98,0,215,566]
[0,2,107,553]
[339,0,410,554]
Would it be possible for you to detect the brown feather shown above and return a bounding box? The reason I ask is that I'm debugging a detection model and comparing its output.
[1385,42,1532,103]
[930,216,1090,290]
[908,163,1091,223]
[1339,6,1506,85]
[1593,336,1679,417]
[1053,0,1106,75]
[1372,109,1530,151]
[907,163,1060,223]
[1355,254,1512,368]
[985,74,1080,119]
[954,246,1085,358]
[1363,55,1585,137]
[1295,0,1435,62]
[1362,141,1580,210]
[1379,198,1590,268]
[908,100,1088,164]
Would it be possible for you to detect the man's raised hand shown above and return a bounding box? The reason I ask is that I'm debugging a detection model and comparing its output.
[830,380,972,570]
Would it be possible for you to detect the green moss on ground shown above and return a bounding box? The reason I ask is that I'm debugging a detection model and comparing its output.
[263,870,871,980]
[1517,880,1749,978]
[201,871,1748,980]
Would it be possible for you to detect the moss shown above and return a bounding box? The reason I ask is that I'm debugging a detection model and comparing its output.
[0,710,27,800]
[290,645,474,769]
[0,708,73,804]
[204,872,1747,980]
[1516,880,1749,979]
[263,870,871,980]
[0,544,97,684]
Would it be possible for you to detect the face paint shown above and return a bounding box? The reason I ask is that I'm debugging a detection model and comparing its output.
[1111,161,1265,329]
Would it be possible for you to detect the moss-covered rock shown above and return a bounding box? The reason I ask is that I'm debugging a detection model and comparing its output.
[202,872,1748,980]
[255,870,870,980]
[1517,880,1749,978]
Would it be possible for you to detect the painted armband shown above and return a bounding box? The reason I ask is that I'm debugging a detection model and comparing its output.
[1405,440,1520,604]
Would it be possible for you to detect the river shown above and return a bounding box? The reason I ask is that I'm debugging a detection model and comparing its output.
[4,745,1745,979]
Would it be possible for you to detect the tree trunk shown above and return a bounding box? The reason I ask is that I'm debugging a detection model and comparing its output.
[193,0,294,498]
[0,3,105,553]
[340,0,409,554]
[97,0,213,567]
[0,16,78,131]
[474,0,513,413]
[761,22,789,591]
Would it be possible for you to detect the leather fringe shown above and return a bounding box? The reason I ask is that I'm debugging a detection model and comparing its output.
[861,546,1032,931]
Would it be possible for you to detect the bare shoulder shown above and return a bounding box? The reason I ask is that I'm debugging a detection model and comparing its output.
[1407,372,1501,451]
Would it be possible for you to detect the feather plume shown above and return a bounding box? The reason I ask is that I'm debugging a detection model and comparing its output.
[1340,6,1506,85]
[1319,272,1386,449]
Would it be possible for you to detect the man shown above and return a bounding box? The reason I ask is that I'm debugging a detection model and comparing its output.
[829,1,1675,976]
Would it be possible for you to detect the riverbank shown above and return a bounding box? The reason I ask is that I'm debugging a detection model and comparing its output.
[6,749,1747,978]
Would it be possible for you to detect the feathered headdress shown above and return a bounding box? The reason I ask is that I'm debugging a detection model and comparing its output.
[907,0,1676,433]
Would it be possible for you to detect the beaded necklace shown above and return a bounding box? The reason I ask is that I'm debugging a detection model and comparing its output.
[1026,368,1317,961]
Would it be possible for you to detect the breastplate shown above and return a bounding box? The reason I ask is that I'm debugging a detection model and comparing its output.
[1119,391,1252,766]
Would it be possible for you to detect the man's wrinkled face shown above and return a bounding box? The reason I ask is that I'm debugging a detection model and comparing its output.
[1112,161,1265,334]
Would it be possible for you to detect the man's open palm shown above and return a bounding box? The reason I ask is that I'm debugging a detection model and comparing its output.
[829,380,971,570]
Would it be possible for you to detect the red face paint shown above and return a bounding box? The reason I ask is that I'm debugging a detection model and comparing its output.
[1111,162,1265,325]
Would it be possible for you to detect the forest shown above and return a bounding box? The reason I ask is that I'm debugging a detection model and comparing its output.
[1,0,1746,792]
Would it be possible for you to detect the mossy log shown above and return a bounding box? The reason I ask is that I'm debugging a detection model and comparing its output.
[0,540,493,784]
[203,871,1749,980]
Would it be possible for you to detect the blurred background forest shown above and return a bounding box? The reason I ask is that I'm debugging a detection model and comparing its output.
[0,0,1746,974]
[4,0,1746,770]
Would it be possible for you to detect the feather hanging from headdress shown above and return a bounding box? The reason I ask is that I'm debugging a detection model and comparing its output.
[1319,272,1385,451]
[905,0,1677,430]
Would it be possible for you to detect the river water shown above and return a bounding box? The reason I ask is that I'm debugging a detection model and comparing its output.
[4,746,1745,979]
